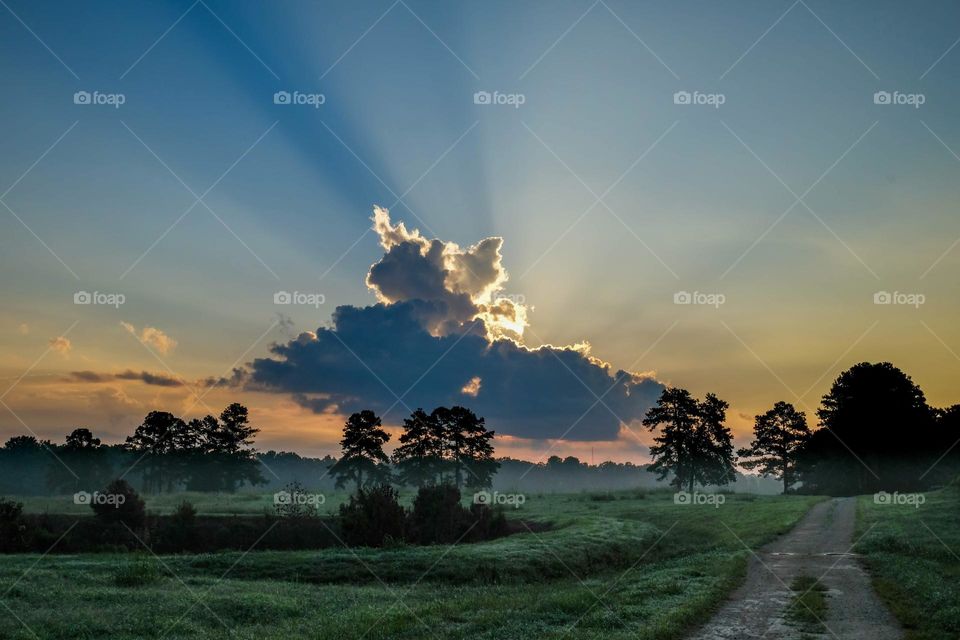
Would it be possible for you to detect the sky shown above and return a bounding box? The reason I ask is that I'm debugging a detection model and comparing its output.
[2,0,960,463]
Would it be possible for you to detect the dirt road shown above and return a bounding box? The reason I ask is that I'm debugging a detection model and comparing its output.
[688,497,903,640]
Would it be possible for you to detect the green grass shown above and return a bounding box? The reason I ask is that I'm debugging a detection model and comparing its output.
[0,489,823,639]
[856,486,960,640]
[784,575,828,633]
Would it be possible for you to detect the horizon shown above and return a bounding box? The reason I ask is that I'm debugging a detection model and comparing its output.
[3,0,960,465]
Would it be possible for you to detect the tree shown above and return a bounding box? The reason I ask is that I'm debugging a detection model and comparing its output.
[48,428,112,494]
[125,411,189,493]
[643,388,699,491]
[694,393,737,488]
[332,411,392,491]
[802,362,936,494]
[392,408,445,487]
[643,388,736,492]
[738,401,810,493]
[439,406,498,489]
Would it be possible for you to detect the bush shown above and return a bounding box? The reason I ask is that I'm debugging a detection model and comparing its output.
[274,481,319,520]
[409,484,466,544]
[0,497,26,552]
[338,484,406,547]
[156,500,197,551]
[91,479,146,529]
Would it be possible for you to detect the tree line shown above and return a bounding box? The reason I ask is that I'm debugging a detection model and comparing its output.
[644,361,960,495]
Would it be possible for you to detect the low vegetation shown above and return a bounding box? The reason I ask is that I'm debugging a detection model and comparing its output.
[784,575,828,633]
[856,485,960,640]
[0,489,821,639]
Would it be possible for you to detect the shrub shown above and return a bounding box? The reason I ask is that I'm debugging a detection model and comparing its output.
[0,497,26,552]
[274,481,320,520]
[91,479,146,529]
[409,484,466,544]
[338,484,406,547]
[156,500,197,552]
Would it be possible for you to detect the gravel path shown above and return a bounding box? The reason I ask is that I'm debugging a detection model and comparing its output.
[687,497,903,640]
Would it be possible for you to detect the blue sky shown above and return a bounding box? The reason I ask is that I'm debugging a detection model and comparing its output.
[2,0,960,459]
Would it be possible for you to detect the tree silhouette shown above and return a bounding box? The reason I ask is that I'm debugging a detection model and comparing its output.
[392,408,445,487]
[125,411,187,493]
[738,401,810,493]
[643,388,736,492]
[801,362,936,494]
[332,410,392,491]
[643,388,699,490]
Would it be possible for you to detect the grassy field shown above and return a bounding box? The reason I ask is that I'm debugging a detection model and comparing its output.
[0,490,822,639]
[856,485,960,640]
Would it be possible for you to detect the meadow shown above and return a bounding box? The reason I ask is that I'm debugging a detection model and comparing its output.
[0,489,822,639]
[856,484,960,640]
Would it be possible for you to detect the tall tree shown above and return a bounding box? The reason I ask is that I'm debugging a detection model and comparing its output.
[643,388,736,492]
[805,362,936,494]
[392,408,445,487]
[332,410,392,491]
[694,393,737,488]
[125,411,188,493]
[738,401,810,493]
[643,388,700,491]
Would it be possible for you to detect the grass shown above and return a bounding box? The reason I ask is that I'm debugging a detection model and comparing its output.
[855,485,960,640]
[0,489,823,639]
[784,575,828,633]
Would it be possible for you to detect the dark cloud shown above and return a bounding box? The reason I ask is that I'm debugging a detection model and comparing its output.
[246,207,664,441]
[69,370,183,387]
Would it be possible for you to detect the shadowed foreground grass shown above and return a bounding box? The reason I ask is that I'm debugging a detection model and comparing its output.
[0,490,822,639]
[856,486,960,640]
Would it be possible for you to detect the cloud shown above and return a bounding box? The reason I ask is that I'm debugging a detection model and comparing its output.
[247,207,663,441]
[48,336,72,355]
[69,370,183,387]
[18,323,29,336]
[121,322,177,354]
